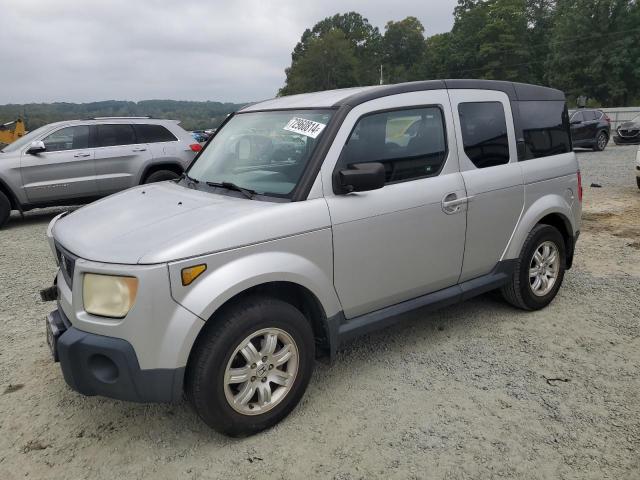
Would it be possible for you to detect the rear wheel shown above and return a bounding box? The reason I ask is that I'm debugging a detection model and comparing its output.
[143,169,180,184]
[501,224,566,310]
[0,191,11,228]
[593,131,608,151]
[186,296,315,437]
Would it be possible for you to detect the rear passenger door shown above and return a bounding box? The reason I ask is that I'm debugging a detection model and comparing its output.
[448,90,524,282]
[93,123,153,195]
[569,111,587,144]
[323,91,467,318]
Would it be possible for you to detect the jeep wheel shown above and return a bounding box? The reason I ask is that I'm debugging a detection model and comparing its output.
[186,296,315,436]
[0,191,11,228]
[593,131,608,151]
[501,224,566,310]
[143,170,180,184]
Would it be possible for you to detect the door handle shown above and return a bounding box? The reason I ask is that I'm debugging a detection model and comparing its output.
[442,193,472,214]
[73,153,91,158]
[132,148,147,152]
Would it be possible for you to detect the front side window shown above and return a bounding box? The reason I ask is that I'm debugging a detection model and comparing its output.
[42,125,89,152]
[96,124,136,148]
[339,107,447,183]
[519,101,571,160]
[458,102,510,168]
[571,111,584,123]
[187,110,334,197]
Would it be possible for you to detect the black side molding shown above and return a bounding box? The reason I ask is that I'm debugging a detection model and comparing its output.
[332,260,517,351]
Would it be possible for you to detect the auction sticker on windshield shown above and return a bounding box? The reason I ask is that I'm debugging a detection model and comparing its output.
[284,117,327,139]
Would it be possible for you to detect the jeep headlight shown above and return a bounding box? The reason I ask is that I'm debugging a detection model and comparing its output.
[83,273,139,318]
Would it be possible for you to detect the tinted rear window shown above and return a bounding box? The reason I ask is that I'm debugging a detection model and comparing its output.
[519,101,571,160]
[133,124,177,143]
[96,124,136,147]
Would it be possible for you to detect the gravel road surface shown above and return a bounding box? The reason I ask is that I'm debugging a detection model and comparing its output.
[1,145,638,479]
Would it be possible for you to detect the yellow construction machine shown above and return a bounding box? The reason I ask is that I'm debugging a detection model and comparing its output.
[0,119,26,146]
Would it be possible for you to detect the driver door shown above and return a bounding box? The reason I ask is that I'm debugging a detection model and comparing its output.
[21,125,97,203]
[322,90,467,318]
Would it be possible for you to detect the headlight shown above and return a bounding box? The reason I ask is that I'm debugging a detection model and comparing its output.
[83,273,139,318]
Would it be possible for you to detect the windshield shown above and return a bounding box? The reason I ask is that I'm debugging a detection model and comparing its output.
[187,110,334,197]
[0,125,51,153]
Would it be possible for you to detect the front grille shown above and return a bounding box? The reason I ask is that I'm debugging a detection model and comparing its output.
[617,128,640,138]
[55,243,77,288]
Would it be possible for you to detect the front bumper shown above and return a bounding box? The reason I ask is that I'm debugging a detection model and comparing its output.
[50,307,184,403]
[613,134,640,145]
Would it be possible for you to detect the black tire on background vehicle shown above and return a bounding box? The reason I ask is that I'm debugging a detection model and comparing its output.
[637,177,640,190]
[143,170,180,184]
[0,190,11,228]
[501,224,566,311]
[186,295,315,437]
[593,131,608,151]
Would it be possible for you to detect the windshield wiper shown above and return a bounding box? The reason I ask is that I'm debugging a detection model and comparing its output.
[206,181,256,199]
[180,172,199,184]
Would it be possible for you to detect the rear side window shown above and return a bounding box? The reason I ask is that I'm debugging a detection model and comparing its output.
[458,102,509,168]
[571,111,584,123]
[583,110,597,121]
[42,126,89,152]
[133,124,177,143]
[95,124,136,147]
[519,101,571,160]
[340,107,448,184]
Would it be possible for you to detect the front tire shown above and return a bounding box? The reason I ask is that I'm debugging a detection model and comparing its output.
[593,131,608,151]
[501,224,566,310]
[0,191,11,228]
[186,296,315,436]
[143,170,180,184]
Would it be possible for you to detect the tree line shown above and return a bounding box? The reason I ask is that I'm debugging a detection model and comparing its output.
[279,0,640,106]
[0,100,243,132]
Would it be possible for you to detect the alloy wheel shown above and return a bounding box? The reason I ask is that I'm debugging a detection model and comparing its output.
[223,328,299,415]
[529,240,560,297]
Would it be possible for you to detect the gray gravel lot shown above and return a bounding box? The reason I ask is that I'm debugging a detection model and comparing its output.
[1,145,639,479]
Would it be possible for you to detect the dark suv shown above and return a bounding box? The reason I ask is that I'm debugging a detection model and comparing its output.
[569,109,610,151]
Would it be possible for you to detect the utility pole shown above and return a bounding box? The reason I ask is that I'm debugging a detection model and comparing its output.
[379,65,383,85]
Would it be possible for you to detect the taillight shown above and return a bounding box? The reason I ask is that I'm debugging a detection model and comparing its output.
[577,170,583,203]
[190,143,202,152]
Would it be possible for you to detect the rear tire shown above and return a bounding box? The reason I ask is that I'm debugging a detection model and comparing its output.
[501,224,566,311]
[186,296,315,437]
[636,177,640,190]
[143,170,180,184]
[0,191,11,228]
[593,131,608,151]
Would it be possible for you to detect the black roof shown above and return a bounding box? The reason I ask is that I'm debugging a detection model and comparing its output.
[336,79,565,107]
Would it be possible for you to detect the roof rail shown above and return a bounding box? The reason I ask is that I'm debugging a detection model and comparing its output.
[89,116,152,120]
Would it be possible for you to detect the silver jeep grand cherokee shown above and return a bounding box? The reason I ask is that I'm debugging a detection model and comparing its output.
[44,80,582,436]
[0,117,200,227]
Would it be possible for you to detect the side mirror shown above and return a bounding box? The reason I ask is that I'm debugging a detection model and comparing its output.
[337,162,386,194]
[27,141,46,154]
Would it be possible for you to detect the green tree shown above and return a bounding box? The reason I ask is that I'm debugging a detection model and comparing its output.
[279,29,360,95]
[382,17,427,83]
[547,0,639,105]
[281,12,382,94]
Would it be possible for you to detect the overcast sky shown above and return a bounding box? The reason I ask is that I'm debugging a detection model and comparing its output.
[0,0,456,104]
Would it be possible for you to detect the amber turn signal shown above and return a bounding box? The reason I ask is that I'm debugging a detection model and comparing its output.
[181,264,207,286]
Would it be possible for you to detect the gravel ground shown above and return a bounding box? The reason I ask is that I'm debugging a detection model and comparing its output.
[1,145,638,479]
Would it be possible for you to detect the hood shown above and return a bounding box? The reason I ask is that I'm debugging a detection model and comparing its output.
[52,181,330,264]
[618,121,640,131]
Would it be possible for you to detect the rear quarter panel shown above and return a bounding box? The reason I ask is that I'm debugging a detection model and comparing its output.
[502,152,581,261]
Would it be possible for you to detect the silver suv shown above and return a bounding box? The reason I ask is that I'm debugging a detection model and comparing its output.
[0,117,200,227]
[43,80,582,436]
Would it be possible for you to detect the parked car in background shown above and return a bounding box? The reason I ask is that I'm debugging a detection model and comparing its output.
[613,113,640,145]
[191,130,210,143]
[0,117,201,228]
[635,146,640,189]
[569,108,610,151]
[43,80,581,436]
